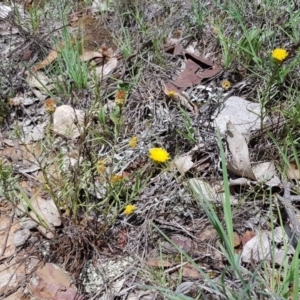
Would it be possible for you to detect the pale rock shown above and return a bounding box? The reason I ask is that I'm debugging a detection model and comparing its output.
[13,228,31,247]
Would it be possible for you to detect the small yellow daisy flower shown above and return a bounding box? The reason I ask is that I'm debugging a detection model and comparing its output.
[129,136,137,148]
[96,160,106,174]
[221,79,231,90]
[168,90,176,98]
[149,147,170,163]
[124,204,136,215]
[272,48,288,63]
[110,174,123,183]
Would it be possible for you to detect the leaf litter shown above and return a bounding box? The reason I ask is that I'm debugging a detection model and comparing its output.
[0,0,298,298]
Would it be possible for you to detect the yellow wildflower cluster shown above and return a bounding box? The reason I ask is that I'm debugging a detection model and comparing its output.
[149,147,170,163]
[272,48,288,63]
[115,90,127,107]
[124,204,136,215]
[129,136,137,148]
[44,98,56,114]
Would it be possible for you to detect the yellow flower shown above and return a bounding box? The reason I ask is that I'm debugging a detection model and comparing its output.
[115,90,127,106]
[272,48,288,63]
[149,147,170,163]
[168,90,175,98]
[124,204,136,215]
[129,136,137,148]
[96,160,106,174]
[110,174,123,183]
[221,79,231,90]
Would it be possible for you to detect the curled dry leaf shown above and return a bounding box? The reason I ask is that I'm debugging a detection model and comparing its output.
[233,232,241,247]
[99,45,114,58]
[31,39,76,72]
[25,71,54,93]
[174,154,194,175]
[182,263,203,279]
[226,121,256,180]
[189,178,237,204]
[252,161,276,181]
[240,230,255,246]
[22,121,48,144]
[241,232,271,263]
[29,193,61,239]
[32,49,58,72]
[95,57,118,78]
[163,84,198,114]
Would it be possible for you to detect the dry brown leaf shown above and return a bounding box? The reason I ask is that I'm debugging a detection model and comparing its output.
[233,232,241,247]
[182,263,203,279]
[32,49,58,72]
[32,39,76,72]
[241,230,255,246]
[118,228,127,249]
[197,226,217,241]
[226,121,256,180]
[146,258,174,268]
[170,235,192,253]
[99,45,114,58]
[287,160,300,180]
[164,44,220,92]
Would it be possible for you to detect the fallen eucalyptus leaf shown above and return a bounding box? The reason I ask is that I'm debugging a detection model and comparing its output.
[25,71,54,93]
[29,194,61,239]
[95,57,117,78]
[226,121,256,180]
[241,232,271,263]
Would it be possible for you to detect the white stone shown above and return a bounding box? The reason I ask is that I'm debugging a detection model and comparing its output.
[13,229,31,247]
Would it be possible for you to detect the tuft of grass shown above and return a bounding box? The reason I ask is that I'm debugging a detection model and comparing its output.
[53,28,89,93]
